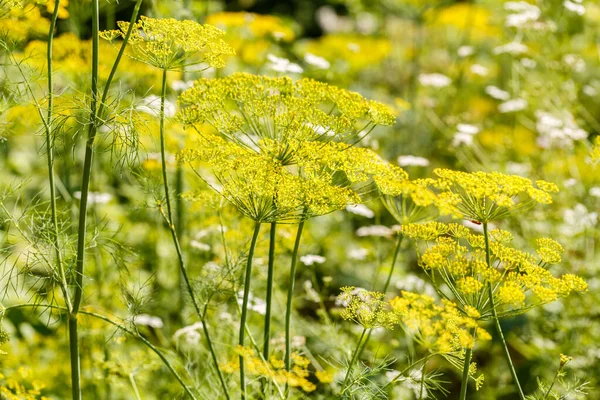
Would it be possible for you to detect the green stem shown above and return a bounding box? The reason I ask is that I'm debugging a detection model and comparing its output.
[157,69,230,400]
[239,222,261,399]
[70,2,142,398]
[263,222,277,359]
[46,0,70,309]
[543,368,561,399]
[419,354,429,400]
[459,329,476,400]
[129,374,142,400]
[285,221,305,384]
[340,327,367,395]
[356,235,403,359]
[483,222,525,400]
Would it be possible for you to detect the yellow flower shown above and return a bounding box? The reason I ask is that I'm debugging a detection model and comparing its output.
[338,287,398,329]
[432,169,558,222]
[100,16,235,71]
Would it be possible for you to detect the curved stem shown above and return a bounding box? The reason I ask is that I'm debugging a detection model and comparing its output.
[483,222,525,400]
[340,327,367,396]
[157,69,230,399]
[239,222,261,399]
[263,222,277,359]
[284,221,305,392]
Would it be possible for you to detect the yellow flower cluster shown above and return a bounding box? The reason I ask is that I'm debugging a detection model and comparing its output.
[0,3,50,42]
[402,222,587,316]
[432,169,559,222]
[206,12,295,41]
[304,34,391,73]
[389,291,491,353]
[337,286,398,329]
[221,346,318,392]
[177,73,396,163]
[0,367,49,400]
[100,16,235,71]
[179,135,361,222]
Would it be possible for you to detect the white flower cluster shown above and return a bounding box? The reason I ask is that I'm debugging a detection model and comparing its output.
[535,110,587,148]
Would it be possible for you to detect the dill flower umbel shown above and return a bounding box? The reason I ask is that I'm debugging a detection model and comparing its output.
[390,291,491,353]
[432,169,559,222]
[179,135,361,222]
[100,16,235,71]
[337,286,398,329]
[177,72,396,165]
[401,222,587,317]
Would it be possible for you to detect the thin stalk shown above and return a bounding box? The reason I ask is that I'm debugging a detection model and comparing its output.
[543,368,561,399]
[459,328,476,400]
[3,304,198,400]
[70,2,100,397]
[284,221,305,380]
[483,222,525,400]
[129,374,142,400]
[46,0,71,309]
[69,2,143,398]
[340,327,368,395]
[156,69,230,399]
[239,222,262,399]
[356,235,403,359]
[263,222,277,360]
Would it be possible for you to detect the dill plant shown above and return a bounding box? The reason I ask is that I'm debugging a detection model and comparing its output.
[178,72,400,398]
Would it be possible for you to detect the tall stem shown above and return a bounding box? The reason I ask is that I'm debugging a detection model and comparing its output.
[46,0,71,309]
[340,327,367,395]
[157,69,230,399]
[356,235,403,359]
[459,344,473,400]
[285,221,305,370]
[70,2,100,398]
[239,222,262,399]
[263,222,277,359]
[483,222,525,400]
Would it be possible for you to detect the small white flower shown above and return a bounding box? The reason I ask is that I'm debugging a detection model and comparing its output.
[346,204,375,218]
[494,42,528,55]
[171,80,194,92]
[589,187,600,197]
[304,52,330,69]
[520,58,537,68]
[136,95,176,118]
[190,240,211,252]
[303,280,321,303]
[348,247,369,260]
[73,191,113,205]
[356,225,394,237]
[583,85,597,96]
[470,64,489,76]
[173,322,204,345]
[267,54,304,74]
[457,124,480,135]
[300,254,326,266]
[457,46,474,57]
[418,73,452,88]
[397,155,430,167]
[564,178,578,188]
[564,0,585,15]
[452,132,474,147]
[133,314,164,329]
[498,98,527,113]
[562,204,598,235]
[237,291,267,315]
[504,2,540,27]
[535,110,587,148]
[485,85,511,100]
